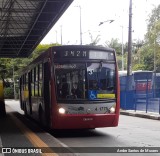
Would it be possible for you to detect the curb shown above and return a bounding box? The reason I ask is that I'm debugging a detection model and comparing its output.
[120,111,160,120]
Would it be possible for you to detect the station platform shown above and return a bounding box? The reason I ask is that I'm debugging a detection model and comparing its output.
[0,100,76,156]
[1,100,159,156]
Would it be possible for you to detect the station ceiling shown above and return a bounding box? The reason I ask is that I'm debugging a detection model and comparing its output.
[0,0,73,58]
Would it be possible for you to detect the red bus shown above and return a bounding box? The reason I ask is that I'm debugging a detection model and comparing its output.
[19,45,120,129]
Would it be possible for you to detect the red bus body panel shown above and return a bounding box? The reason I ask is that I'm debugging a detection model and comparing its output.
[52,114,119,129]
[50,48,120,129]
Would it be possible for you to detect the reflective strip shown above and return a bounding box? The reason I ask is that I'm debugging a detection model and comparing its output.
[24,90,29,99]
[97,94,115,99]
[10,113,58,156]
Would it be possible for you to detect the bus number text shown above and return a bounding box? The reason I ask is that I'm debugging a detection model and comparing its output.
[63,50,87,58]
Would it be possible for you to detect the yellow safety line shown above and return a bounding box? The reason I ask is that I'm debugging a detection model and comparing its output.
[9,113,58,156]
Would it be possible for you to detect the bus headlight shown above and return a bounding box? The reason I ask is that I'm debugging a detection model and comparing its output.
[109,105,116,113]
[59,108,66,114]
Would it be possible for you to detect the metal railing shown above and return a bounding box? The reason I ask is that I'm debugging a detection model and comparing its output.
[120,74,160,114]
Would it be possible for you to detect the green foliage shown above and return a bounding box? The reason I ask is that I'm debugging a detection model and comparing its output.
[139,45,154,71]
[29,43,60,60]
[147,5,160,32]
[4,88,14,99]
[132,64,146,71]
[116,55,123,70]
[105,38,122,55]
[140,5,160,72]
[0,43,59,82]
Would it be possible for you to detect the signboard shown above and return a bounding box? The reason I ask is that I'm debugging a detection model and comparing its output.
[53,50,114,60]
[135,82,152,91]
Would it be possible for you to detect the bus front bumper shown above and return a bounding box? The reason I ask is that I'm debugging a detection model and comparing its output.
[52,114,119,129]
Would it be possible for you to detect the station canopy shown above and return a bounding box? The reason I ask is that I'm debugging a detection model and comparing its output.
[0,0,73,58]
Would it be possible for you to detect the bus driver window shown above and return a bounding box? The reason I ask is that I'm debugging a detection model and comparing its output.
[71,83,82,98]
[61,78,69,98]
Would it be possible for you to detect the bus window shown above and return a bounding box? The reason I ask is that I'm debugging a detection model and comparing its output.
[87,63,116,99]
[39,64,43,96]
[55,62,116,100]
[61,77,69,97]
[55,63,85,99]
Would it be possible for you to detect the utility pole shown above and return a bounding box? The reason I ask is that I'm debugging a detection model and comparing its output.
[121,26,124,70]
[60,25,63,45]
[55,30,57,43]
[75,6,82,45]
[154,39,156,72]
[79,6,82,45]
[127,0,132,76]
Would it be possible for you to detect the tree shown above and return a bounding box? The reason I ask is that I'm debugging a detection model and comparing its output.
[29,43,60,60]
[147,5,160,33]
[104,38,128,70]
[0,43,59,82]
[105,38,122,55]
[132,64,146,71]
[142,4,160,71]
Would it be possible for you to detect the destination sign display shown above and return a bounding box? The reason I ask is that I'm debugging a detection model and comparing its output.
[89,50,113,60]
[62,50,88,58]
[55,63,85,69]
[53,50,114,60]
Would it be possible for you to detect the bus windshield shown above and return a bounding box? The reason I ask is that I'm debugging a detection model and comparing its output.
[55,62,116,101]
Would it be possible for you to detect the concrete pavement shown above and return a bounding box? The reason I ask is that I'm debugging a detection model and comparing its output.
[5,99,160,121]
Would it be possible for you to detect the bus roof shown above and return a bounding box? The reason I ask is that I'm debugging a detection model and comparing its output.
[19,45,116,76]
[50,45,115,52]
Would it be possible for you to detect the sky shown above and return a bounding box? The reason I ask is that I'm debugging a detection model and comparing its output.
[41,0,160,45]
